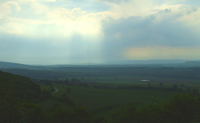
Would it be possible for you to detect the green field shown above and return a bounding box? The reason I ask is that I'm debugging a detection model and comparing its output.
[39,84,53,92]
[38,75,200,118]
[39,82,178,111]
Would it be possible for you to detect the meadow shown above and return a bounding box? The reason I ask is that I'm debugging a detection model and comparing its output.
[53,84,175,109]
[38,75,196,118]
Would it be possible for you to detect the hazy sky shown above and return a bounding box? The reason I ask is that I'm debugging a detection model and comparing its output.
[0,0,200,65]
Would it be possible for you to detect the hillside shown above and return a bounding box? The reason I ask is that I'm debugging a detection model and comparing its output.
[0,71,41,101]
[0,71,94,123]
[0,71,45,122]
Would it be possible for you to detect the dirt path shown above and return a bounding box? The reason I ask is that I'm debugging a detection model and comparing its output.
[52,87,58,94]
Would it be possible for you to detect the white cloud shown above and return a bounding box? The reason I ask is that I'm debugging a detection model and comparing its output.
[46,0,56,2]
[1,0,200,40]
[101,0,156,19]
[0,4,10,19]
[152,3,200,33]
[0,1,20,19]
[0,0,106,41]
[7,1,21,11]
[178,8,200,25]
[39,7,105,40]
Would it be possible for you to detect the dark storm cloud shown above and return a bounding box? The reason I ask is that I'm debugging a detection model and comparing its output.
[100,10,200,59]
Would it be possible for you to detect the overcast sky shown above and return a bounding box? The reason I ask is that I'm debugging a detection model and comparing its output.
[0,0,200,65]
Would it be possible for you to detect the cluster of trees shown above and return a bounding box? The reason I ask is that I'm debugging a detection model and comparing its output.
[3,93,200,122]
[117,84,199,96]
[118,84,178,91]
[33,78,89,87]
[32,79,70,85]
[111,94,200,123]
[58,88,75,107]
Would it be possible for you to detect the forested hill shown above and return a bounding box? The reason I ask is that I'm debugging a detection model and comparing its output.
[0,70,41,101]
[0,71,47,122]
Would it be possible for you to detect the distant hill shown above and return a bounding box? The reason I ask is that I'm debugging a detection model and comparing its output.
[106,60,186,65]
[185,61,200,65]
[0,61,33,69]
[1,60,200,70]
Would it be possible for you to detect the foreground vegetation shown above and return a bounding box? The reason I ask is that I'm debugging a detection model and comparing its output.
[1,70,200,122]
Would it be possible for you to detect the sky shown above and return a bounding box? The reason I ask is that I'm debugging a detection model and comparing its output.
[0,0,200,65]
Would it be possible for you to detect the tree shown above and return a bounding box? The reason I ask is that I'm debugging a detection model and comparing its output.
[61,91,75,106]
[67,88,71,94]
[172,84,178,91]
[159,83,163,87]
[71,78,77,83]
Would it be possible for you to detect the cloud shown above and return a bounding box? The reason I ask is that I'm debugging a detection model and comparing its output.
[46,7,105,40]
[178,8,200,28]
[98,0,156,19]
[1,0,200,64]
[0,2,20,19]
[0,0,107,41]
[100,5,200,60]
[46,0,56,2]
[124,46,200,60]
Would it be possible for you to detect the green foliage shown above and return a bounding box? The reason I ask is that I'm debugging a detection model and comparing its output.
[111,104,137,123]
[0,71,41,102]
[40,89,52,101]
[73,106,93,123]
[110,93,200,123]
[51,85,55,92]
[0,71,46,122]
[48,106,93,123]
[0,94,45,123]
[61,90,75,107]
